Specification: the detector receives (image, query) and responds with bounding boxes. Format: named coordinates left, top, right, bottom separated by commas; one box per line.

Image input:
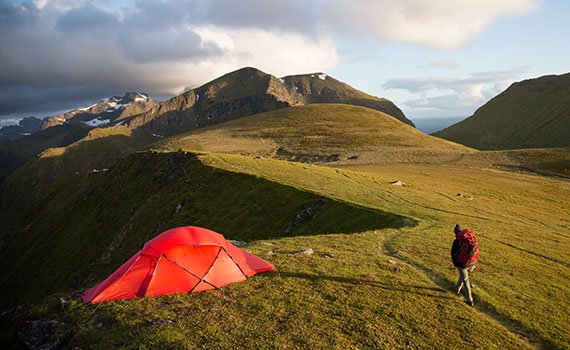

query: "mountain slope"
left=41, top=92, right=155, bottom=130
left=0, top=93, right=154, bottom=186
left=157, top=104, right=469, bottom=164
left=281, top=73, right=410, bottom=125
left=0, top=151, right=408, bottom=303
left=434, top=73, right=570, bottom=149
left=125, top=67, right=413, bottom=136
left=0, top=117, right=43, bottom=142
left=0, top=151, right=568, bottom=349
left=0, top=123, right=92, bottom=185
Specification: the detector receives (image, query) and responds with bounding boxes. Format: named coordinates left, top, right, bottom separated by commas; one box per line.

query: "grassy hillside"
left=434, top=73, right=570, bottom=149
left=157, top=104, right=471, bottom=165
left=0, top=151, right=408, bottom=304
left=1, top=151, right=568, bottom=349
left=0, top=127, right=158, bottom=253
left=0, top=123, right=91, bottom=185
left=460, top=147, right=570, bottom=178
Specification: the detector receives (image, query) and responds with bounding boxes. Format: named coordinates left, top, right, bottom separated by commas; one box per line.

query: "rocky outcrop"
left=41, top=92, right=155, bottom=130
left=126, top=67, right=413, bottom=136
left=282, top=73, right=413, bottom=126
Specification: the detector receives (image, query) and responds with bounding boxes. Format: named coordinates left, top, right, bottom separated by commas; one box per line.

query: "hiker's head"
left=454, top=224, right=462, bottom=234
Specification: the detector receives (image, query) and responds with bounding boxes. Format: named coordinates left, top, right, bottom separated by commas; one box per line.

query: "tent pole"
left=223, top=247, right=249, bottom=280
left=188, top=247, right=223, bottom=293
left=163, top=253, right=219, bottom=292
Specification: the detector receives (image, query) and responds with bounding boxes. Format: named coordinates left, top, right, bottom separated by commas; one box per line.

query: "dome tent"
left=82, top=226, right=275, bottom=304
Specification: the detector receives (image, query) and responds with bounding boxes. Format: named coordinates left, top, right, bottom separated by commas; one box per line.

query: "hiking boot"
left=464, top=300, right=474, bottom=307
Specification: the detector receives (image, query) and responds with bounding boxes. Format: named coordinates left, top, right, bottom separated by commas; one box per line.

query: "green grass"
left=0, top=151, right=408, bottom=304
left=0, top=104, right=568, bottom=349
left=1, top=150, right=568, bottom=349
left=157, top=104, right=472, bottom=165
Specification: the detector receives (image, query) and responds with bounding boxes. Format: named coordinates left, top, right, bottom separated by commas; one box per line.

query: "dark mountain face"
left=41, top=92, right=155, bottom=130
left=125, top=68, right=300, bottom=135
left=0, top=67, right=412, bottom=211
left=434, top=73, right=570, bottom=150
left=281, top=73, right=413, bottom=126
left=125, top=67, right=413, bottom=136
left=0, top=117, right=43, bottom=142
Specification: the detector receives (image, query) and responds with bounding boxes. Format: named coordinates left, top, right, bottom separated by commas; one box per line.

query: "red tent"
left=82, top=226, right=275, bottom=304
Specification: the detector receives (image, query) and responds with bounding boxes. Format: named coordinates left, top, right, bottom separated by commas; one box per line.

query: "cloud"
left=0, top=0, right=338, bottom=120
left=0, top=0, right=541, bottom=123
left=383, top=68, right=528, bottom=115
left=325, top=0, right=541, bottom=49
left=427, top=60, right=459, bottom=69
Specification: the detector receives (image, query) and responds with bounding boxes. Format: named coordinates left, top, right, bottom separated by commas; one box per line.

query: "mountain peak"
left=40, top=92, right=154, bottom=130
left=125, top=67, right=413, bottom=133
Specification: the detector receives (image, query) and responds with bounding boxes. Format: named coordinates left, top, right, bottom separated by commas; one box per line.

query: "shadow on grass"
left=0, top=151, right=416, bottom=305
left=275, top=271, right=453, bottom=300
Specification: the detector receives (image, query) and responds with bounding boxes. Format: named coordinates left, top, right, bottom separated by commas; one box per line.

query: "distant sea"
left=413, top=117, right=465, bottom=134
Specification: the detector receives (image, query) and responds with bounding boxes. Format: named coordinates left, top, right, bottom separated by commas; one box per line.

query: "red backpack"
left=456, top=229, right=480, bottom=266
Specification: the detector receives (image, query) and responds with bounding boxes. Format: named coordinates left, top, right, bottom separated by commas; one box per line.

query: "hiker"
left=451, top=224, right=480, bottom=306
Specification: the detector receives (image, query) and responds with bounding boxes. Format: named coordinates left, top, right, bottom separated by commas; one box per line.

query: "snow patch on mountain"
left=83, top=118, right=110, bottom=127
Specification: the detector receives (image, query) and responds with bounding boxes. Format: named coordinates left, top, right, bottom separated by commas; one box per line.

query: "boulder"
left=390, top=180, right=405, bottom=186
left=295, top=247, right=314, bottom=255
left=18, top=320, right=72, bottom=350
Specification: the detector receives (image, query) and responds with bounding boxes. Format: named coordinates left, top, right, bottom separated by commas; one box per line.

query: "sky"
left=1, top=0, right=568, bottom=126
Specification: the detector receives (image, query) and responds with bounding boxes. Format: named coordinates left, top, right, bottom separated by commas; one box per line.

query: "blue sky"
left=333, top=0, right=569, bottom=119
left=1, top=0, right=568, bottom=125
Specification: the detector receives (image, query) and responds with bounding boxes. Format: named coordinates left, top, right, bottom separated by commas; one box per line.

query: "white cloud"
left=194, top=27, right=339, bottom=80
left=383, top=68, right=528, bottom=116
left=325, top=0, right=541, bottom=49
left=427, top=60, right=459, bottom=69
left=0, top=0, right=542, bottom=120
left=0, top=0, right=338, bottom=116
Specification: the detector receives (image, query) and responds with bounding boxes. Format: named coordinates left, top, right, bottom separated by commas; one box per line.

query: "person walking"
left=451, top=224, right=480, bottom=306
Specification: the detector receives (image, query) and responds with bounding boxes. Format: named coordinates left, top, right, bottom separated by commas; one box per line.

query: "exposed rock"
left=457, top=193, right=474, bottom=200
left=59, top=297, right=71, bottom=311
left=293, top=214, right=305, bottom=226
left=18, top=320, right=72, bottom=350
left=319, top=253, right=336, bottom=258
left=388, top=259, right=398, bottom=265
left=275, top=147, right=341, bottom=163
left=284, top=198, right=326, bottom=234
left=174, top=203, right=182, bottom=213
left=394, top=266, right=403, bottom=272
left=0, top=304, right=30, bottom=320
left=295, top=247, right=314, bottom=255
left=390, top=180, right=405, bottom=186
left=265, top=251, right=275, bottom=256
left=230, top=241, right=248, bottom=247
left=145, top=319, right=173, bottom=327
left=41, top=92, right=154, bottom=130
left=347, top=155, right=359, bottom=160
